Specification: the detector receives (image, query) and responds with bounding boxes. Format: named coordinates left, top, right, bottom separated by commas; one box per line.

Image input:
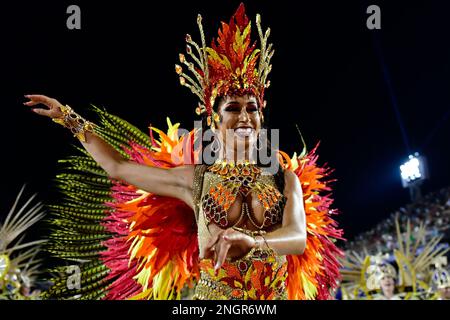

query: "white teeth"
left=234, top=128, right=253, bottom=137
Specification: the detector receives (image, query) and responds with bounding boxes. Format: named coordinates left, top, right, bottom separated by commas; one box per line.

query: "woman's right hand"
left=24, top=94, right=64, bottom=119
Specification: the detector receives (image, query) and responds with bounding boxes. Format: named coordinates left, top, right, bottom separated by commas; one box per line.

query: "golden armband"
left=52, top=105, right=95, bottom=142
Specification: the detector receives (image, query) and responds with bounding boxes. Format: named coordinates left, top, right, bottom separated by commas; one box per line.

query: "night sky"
left=1, top=0, right=450, bottom=241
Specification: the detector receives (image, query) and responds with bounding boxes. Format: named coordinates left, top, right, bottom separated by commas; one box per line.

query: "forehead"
left=221, top=94, right=257, bottom=104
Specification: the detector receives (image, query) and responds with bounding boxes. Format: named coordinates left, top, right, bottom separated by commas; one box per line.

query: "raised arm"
left=24, top=94, right=195, bottom=208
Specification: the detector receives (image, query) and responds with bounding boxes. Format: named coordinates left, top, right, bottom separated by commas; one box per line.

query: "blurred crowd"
left=338, top=186, right=450, bottom=300
left=345, top=186, right=450, bottom=256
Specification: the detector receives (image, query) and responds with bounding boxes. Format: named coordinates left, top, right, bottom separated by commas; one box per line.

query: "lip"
left=234, top=127, right=255, bottom=138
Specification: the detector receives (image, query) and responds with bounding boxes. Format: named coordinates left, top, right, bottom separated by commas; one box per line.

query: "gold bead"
left=185, top=34, right=192, bottom=42
left=179, top=77, right=186, bottom=85
left=179, top=53, right=185, bottom=63
left=195, top=107, right=201, bottom=115
left=207, top=116, right=211, bottom=126
left=175, top=64, right=183, bottom=74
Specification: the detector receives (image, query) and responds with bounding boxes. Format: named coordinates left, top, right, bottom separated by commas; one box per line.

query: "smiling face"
left=380, top=276, right=395, bottom=297
left=214, top=94, right=262, bottom=160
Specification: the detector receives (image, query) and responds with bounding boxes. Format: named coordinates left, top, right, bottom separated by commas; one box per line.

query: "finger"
left=201, top=232, right=221, bottom=259
left=215, top=241, right=231, bottom=271
left=25, top=94, right=51, bottom=101
left=31, top=108, right=52, bottom=117
left=205, top=232, right=221, bottom=252
left=222, top=232, right=244, bottom=243
left=25, top=94, right=56, bottom=107
left=23, top=101, right=42, bottom=107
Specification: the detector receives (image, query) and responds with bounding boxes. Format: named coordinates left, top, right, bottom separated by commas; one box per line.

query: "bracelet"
left=231, top=226, right=274, bottom=256
left=256, top=233, right=271, bottom=251
left=52, top=105, right=95, bottom=142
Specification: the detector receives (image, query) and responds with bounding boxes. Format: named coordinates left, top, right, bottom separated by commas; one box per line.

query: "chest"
left=200, top=170, right=285, bottom=230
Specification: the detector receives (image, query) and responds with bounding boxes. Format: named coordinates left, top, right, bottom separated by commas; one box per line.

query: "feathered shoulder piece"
left=279, top=146, right=344, bottom=299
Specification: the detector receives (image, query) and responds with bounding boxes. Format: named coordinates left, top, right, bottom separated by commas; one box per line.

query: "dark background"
left=1, top=0, right=449, bottom=241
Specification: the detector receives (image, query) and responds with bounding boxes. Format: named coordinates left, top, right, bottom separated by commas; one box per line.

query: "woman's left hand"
left=202, top=228, right=255, bottom=272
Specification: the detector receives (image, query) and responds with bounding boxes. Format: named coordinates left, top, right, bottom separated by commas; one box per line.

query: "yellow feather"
left=301, top=273, right=317, bottom=299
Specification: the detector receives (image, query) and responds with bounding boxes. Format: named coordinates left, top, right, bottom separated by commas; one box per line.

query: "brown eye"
left=247, top=104, right=258, bottom=112
left=224, top=105, right=240, bottom=112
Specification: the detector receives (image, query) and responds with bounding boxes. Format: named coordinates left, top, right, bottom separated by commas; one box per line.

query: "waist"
left=194, top=255, right=288, bottom=300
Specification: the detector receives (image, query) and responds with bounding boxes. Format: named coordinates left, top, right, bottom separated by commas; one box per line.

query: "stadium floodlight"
left=400, top=153, right=428, bottom=202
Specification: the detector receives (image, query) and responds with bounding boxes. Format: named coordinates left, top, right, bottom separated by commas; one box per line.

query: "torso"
left=200, top=162, right=285, bottom=232
left=192, top=162, right=288, bottom=300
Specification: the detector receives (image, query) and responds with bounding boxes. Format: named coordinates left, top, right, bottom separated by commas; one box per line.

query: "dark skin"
left=24, top=94, right=307, bottom=271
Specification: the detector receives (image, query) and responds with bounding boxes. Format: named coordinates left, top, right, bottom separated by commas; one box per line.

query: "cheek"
left=251, top=114, right=262, bottom=129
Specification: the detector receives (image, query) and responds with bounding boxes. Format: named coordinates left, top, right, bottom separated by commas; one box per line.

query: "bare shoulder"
left=284, top=169, right=299, bottom=184
left=283, top=169, right=302, bottom=194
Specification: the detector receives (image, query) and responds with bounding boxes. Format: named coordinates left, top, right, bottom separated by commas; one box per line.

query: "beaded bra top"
left=200, top=161, right=285, bottom=229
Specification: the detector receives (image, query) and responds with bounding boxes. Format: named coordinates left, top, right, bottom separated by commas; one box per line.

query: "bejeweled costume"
left=193, top=162, right=288, bottom=299
left=43, top=4, right=344, bottom=300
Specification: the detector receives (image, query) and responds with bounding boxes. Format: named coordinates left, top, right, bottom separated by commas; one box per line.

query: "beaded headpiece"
left=175, top=3, right=274, bottom=128
left=431, top=256, right=450, bottom=290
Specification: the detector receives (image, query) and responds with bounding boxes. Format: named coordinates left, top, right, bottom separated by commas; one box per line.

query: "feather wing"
left=279, top=144, right=344, bottom=300
left=44, top=108, right=199, bottom=300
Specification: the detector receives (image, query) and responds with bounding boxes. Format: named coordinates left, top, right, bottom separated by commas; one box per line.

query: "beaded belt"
left=193, top=255, right=288, bottom=300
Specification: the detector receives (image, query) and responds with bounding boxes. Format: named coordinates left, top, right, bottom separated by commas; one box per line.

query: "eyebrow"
left=225, top=100, right=257, bottom=104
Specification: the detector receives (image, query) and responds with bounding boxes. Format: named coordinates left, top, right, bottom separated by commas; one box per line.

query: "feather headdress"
left=175, top=3, right=273, bottom=127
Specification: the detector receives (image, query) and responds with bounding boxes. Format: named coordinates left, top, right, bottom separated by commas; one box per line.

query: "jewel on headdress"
left=256, top=14, right=261, bottom=24
left=176, top=4, right=274, bottom=123
left=213, top=112, right=220, bottom=123
left=207, top=116, right=212, bottom=126
left=179, top=77, right=186, bottom=86
left=195, top=106, right=202, bottom=115
left=175, top=64, right=183, bottom=75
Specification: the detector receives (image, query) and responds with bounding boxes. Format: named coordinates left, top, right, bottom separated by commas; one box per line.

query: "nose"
left=238, top=108, right=250, bottom=122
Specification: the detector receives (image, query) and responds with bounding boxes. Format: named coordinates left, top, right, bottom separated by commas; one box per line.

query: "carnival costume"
left=0, top=186, right=45, bottom=300
left=339, top=217, right=449, bottom=300
left=427, top=257, right=450, bottom=299
left=43, top=4, right=343, bottom=300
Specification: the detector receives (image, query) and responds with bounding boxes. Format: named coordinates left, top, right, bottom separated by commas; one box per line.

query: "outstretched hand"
left=23, top=94, right=64, bottom=119
left=201, top=227, right=255, bottom=272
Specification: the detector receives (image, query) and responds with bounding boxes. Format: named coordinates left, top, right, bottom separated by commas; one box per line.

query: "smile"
left=234, top=127, right=254, bottom=138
